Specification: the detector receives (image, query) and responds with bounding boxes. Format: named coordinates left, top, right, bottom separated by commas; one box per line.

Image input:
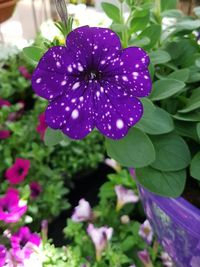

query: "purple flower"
left=87, top=223, right=113, bottom=261
left=0, top=245, right=7, bottom=267
left=0, top=130, right=11, bottom=140
left=139, top=220, right=153, bottom=244
left=137, top=250, right=153, bottom=267
left=115, top=185, right=139, bottom=211
left=72, top=199, right=93, bottom=222
left=5, top=158, right=31, bottom=185
left=161, top=252, right=174, bottom=267
left=32, top=26, right=151, bottom=140
left=30, top=182, right=42, bottom=199
left=10, top=227, right=41, bottom=262
left=0, top=188, right=27, bottom=223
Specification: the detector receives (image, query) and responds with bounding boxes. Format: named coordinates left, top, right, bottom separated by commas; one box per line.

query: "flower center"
left=17, top=167, right=24, bottom=176
left=2, top=205, right=9, bottom=213
left=85, top=70, right=102, bottom=81
left=20, top=238, right=27, bottom=249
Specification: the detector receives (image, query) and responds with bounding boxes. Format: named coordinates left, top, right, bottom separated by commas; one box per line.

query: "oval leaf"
left=139, top=24, right=161, bottom=50
left=150, top=79, right=185, bottom=101
left=136, top=167, right=186, bottom=197
left=105, top=127, right=155, bottom=168
left=23, top=46, right=44, bottom=62
left=178, top=88, right=200, bottom=113
left=150, top=50, right=171, bottom=65
left=44, top=127, right=63, bottom=146
left=137, top=99, right=174, bottom=135
left=101, top=2, right=121, bottom=23
left=150, top=133, right=191, bottom=171
left=190, top=152, right=200, bottom=181
left=167, top=69, right=190, bottom=82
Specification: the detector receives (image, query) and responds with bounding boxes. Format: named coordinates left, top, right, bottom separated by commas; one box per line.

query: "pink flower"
left=5, top=158, right=30, bottom=184
left=87, top=224, right=113, bottom=261
left=139, top=220, right=153, bottom=244
left=137, top=250, right=153, bottom=267
left=36, top=113, right=47, bottom=140
left=161, top=252, right=174, bottom=267
left=0, top=188, right=27, bottom=223
left=10, top=227, right=41, bottom=263
left=0, top=99, right=11, bottom=108
left=115, top=185, right=139, bottom=211
left=19, top=66, right=32, bottom=80
left=30, top=182, right=42, bottom=199
left=0, top=130, right=11, bottom=140
left=72, top=199, right=93, bottom=222
left=0, top=245, right=7, bottom=266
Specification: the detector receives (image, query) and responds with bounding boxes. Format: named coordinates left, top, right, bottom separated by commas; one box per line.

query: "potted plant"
left=24, top=0, right=200, bottom=266
left=0, top=0, right=17, bottom=23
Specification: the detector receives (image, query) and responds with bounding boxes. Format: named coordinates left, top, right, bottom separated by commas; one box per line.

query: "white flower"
left=161, top=252, right=174, bottom=267
left=139, top=220, right=153, bottom=244
left=72, top=199, right=93, bottom=222
left=104, top=158, right=121, bottom=172
left=115, top=185, right=139, bottom=211
left=87, top=223, right=113, bottom=261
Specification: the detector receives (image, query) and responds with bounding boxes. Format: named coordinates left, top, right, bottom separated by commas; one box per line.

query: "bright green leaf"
left=105, top=127, right=155, bottom=168
left=150, top=50, right=171, bottom=65
left=168, top=69, right=190, bottom=82
left=161, top=0, right=177, bottom=11
left=101, top=2, right=121, bottom=23
left=150, top=133, right=191, bottom=171
left=136, top=167, right=186, bottom=197
left=139, top=24, right=161, bottom=50
left=23, top=46, right=44, bottom=62
left=150, top=79, right=185, bottom=101
left=190, top=152, right=200, bottom=181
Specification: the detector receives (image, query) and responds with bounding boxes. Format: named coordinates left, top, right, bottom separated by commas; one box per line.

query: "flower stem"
left=119, top=2, right=128, bottom=48
left=154, top=0, right=162, bottom=24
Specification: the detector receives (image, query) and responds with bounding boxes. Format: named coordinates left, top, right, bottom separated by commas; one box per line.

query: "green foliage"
left=23, top=46, right=45, bottom=63
left=101, top=2, right=121, bottom=23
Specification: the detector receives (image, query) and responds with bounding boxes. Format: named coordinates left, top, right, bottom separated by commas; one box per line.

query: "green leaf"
left=167, top=69, right=190, bottom=82
left=190, top=152, right=200, bottom=180
left=178, top=88, right=200, bottom=113
left=130, top=9, right=150, bottom=33
left=44, top=127, right=64, bottom=146
left=101, top=2, right=121, bottom=23
left=175, top=121, right=199, bottom=142
left=150, top=133, right=191, bottom=171
left=150, top=50, right=171, bottom=65
left=139, top=24, right=161, bottom=50
left=150, top=79, right=185, bottom=101
left=136, top=167, right=186, bottom=197
left=23, top=46, right=44, bottom=62
left=175, top=20, right=200, bottom=32
left=137, top=99, right=174, bottom=135
left=129, top=37, right=150, bottom=47
left=161, top=9, right=183, bottom=18
left=197, top=123, right=200, bottom=139
left=105, top=127, right=155, bottom=168
left=161, top=0, right=177, bottom=11
left=173, top=111, right=200, bottom=122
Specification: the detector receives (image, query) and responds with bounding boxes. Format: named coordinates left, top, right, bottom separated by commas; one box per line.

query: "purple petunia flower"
left=139, top=219, right=153, bottom=245
left=0, top=188, right=27, bottom=223
left=0, top=245, right=7, bottom=267
left=19, top=66, right=32, bottom=80
left=30, top=182, right=42, bottom=199
left=10, top=226, right=41, bottom=263
left=87, top=223, right=113, bottom=261
left=32, top=26, right=151, bottom=140
left=161, top=252, right=174, bottom=267
left=72, top=198, right=93, bottom=222
left=115, top=185, right=139, bottom=211
left=5, top=158, right=30, bottom=185
left=137, top=250, right=153, bottom=267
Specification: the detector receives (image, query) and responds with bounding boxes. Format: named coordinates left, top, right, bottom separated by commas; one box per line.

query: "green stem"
left=155, top=0, right=162, bottom=24
left=119, top=2, right=128, bottom=48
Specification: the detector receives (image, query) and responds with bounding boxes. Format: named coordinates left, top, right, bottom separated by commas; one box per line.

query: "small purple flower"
left=30, top=182, right=42, bottom=199
left=115, top=185, right=139, bottom=211
left=32, top=26, right=151, bottom=140
left=137, top=250, right=153, bottom=267
left=161, top=252, right=174, bottom=267
left=72, top=199, right=93, bottom=222
left=87, top=223, right=113, bottom=261
left=104, top=158, right=121, bottom=172
left=19, top=66, right=32, bottom=80
left=0, top=188, right=27, bottom=223
left=0, top=245, right=7, bottom=267
left=36, top=113, right=47, bottom=140
left=139, top=220, right=153, bottom=244
left=10, top=227, right=41, bottom=262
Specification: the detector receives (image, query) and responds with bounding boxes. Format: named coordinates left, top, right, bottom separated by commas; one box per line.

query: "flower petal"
left=45, top=83, right=95, bottom=139
left=94, top=82, right=143, bottom=139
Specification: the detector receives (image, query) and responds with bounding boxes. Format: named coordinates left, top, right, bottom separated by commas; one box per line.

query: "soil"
left=182, top=178, right=200, bottom=209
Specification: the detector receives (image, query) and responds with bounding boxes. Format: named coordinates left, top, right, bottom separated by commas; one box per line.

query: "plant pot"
left=138, top=185, right=200, bottom=267
left=0, top=0, right=17, bottom=23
